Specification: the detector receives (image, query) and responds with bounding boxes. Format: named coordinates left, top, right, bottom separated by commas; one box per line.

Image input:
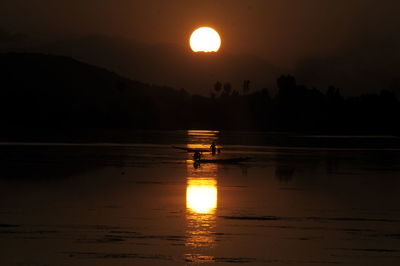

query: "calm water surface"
left=0, top=131, right=400, bottom=265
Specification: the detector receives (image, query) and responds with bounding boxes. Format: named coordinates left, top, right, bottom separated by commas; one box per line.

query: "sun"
left=190, top=27, right=221, bottom=53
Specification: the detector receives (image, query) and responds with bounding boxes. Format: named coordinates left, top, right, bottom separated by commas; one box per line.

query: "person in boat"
left=193, top=151, right=202, bottom=161
left=210, top=142, right=217, bottom=155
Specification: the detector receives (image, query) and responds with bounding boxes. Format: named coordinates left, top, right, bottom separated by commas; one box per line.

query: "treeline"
left=1, top=53, right=399, bottom=134
left=187, top=75, right=400, bottom=133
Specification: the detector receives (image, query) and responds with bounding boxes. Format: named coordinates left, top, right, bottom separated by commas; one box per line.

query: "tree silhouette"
left=223, top=82, right=232, bottom=96
left=2, top=53, right=400, bottom=134
left=214, top=81, right=222, bottom=93
left=242, top=80, right=250, bottom=94
left=277, top=75, right=297, bottom=98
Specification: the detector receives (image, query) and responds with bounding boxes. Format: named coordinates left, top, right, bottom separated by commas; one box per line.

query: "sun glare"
left=187, top=179, right=217, bottom=214
left=190, top=27, right=221, bottom=53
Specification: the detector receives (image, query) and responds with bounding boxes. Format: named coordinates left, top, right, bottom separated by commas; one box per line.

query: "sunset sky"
left=1, top=0, right=400, bottom=94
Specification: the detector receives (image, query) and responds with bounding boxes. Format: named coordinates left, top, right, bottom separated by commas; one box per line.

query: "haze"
left=1, top=0, right=400, bottom=94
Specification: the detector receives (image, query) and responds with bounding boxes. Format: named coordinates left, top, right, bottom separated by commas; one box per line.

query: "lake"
left=0, top=130, right=400, bottom=265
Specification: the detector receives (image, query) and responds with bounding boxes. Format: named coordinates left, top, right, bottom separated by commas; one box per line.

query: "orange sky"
left=1, top=0, right=400, bottom=94
left=1, top=0, right=399, bottom=67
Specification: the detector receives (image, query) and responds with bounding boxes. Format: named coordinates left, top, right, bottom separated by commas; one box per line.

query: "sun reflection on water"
left=185, top=130, right=220, bottom=254
left=187, top=178, right=217, bottom=214
left=185, top=164, right=218, bottom=249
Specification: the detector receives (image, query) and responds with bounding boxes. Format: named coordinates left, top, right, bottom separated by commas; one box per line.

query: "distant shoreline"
left=1, top=129, right=400, bottom=149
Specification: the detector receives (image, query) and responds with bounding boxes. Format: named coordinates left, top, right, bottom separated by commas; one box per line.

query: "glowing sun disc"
left=190, top=27, right=221, bottom=53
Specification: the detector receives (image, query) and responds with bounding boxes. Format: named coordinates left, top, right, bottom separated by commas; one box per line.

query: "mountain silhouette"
left=0, top=52, right=189, bottom=130
left=3, top=33, right=400, bottom=96
left=1, top=52, right=399, bottom=137
left=13, top=35, right=282, bottom=94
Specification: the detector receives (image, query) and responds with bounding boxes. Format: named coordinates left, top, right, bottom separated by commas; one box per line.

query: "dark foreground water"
left=0, top=131, right=400, bottom=265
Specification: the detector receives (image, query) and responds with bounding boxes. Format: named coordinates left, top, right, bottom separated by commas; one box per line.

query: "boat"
left=194, top=157, right=250, bottom=164
left=172, top=146, right=210, bottom=153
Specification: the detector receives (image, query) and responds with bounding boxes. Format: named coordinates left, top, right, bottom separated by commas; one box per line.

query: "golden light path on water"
left=187, top=178, right=217, bottom=214
left=185, top=162, right=218, bottom=249
left=185, top=130, right=220, bottom=263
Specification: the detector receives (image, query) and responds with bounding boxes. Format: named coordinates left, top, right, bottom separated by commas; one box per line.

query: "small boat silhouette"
left=194, top=157, right=250, bottom=164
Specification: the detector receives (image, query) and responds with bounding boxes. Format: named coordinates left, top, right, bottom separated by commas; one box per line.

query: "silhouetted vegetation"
left=1, top=53, right=399, bottom=137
